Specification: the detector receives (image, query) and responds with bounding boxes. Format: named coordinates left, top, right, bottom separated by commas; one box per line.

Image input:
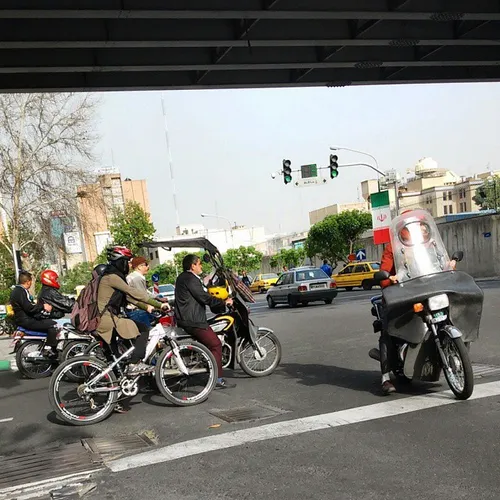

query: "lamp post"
left=201, top=213, right=235, bottom=248
left=329, top=146, right=400, bottom=213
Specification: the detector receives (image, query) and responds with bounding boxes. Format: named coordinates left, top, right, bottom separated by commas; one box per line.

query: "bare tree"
left=0, top=93, right=100, bottom=266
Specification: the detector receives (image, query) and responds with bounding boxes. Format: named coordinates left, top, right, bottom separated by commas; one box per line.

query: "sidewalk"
left=0, top=336, right=16, bottom=372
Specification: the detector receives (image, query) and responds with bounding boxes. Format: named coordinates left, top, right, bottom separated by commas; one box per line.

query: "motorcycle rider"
left=378, top=210, right=456, bottom=394
left=125, top=256, right=170, bottom=328
left=36, top=270, right=75, bottom=320
left=9, top=271, right=57, bottom=358
left=174, top=253, right=236, bottom=390
left=96, top=246, right=168, bottom=375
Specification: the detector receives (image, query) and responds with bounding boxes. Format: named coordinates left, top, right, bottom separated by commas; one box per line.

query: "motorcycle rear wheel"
left=442, top=336, right=474, bottom=400
left=16, top=340, right=55, bottom=379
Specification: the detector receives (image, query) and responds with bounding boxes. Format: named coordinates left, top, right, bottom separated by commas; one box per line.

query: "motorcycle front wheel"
left=238, top=330, right=282, bottom=377
left=441, top=335, right=474, bottom=400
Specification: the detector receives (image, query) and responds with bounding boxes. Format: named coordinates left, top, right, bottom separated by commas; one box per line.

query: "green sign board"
left=300, top=164, right=318, bottom=179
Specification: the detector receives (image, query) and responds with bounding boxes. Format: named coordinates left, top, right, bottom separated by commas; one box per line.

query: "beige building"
left=77, top=169, right=151, bottom=262
left=309, top=201, right=368, bottom=226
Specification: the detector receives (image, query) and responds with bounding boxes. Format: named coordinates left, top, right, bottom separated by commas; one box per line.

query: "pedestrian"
left=241, top=270, right=251, bottom=288
left=321, top=259, right=333, bottom=277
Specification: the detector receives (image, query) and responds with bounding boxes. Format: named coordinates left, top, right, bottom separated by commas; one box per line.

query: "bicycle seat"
left=17, top=327, right=47, bottom=336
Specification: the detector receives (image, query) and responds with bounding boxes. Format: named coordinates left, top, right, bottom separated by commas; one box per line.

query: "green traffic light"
left=330, top=168, right=338, bottom=179
left=284, top=174, right=292, bottom=184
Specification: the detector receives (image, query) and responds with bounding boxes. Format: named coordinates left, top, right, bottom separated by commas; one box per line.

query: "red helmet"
left=106, top=246, right=133, bottom=262
left=40, top=269, right=60, bottom=289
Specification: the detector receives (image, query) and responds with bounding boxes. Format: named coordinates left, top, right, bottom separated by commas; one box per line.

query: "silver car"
left=148, top=283, right=176, bottom=305
left=266, top=266, right=338, bottom=308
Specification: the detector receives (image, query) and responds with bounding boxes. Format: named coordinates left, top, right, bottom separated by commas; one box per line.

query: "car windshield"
left=295, top=269, right=329, bottom=281
left=262, top=274, right=278, bottom=280
left=370, top=263, right=380, bottom=270
left=158, top=284, right=175, bottom=293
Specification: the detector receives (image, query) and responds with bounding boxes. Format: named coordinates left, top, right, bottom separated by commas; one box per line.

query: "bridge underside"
left=1, top=1, right=500, bottom=92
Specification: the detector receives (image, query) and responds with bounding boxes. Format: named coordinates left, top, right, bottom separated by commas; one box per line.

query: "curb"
left=0, top=360, right=11, bottom=371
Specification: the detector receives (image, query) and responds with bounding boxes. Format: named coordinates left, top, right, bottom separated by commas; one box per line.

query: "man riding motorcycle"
left=96, top=246, right=168, bottom=375
left=377, top=209, right=456, bottom=394
left=36, top=270, right=75, bottom=320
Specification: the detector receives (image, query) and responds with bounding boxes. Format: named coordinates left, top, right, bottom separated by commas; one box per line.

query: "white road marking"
left=0, top=417, right=13, bottom=423
left=109, top=380, right=500, bottom=472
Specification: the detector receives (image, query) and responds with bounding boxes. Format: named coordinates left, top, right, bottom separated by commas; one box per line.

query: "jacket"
left=36, top=285, right=75, bottom=320
left=96, top=272, right=161, bottom=344
left=126, top=271, right=152, bottom=310
left=10, top=285, right=44, bottom=326
left=174, top=271, right=225, bottom=329
left=380, top=242, right=396, bottom=289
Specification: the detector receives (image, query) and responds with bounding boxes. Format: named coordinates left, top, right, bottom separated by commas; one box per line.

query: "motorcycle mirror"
left=202, top=253, right=211, bottom=263
left=451, top=251, right=464, bottom=262
left=373, top=270, right=390, bottom=283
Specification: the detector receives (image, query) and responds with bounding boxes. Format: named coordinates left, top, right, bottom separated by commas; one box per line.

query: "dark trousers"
left=129, top=321, right=150, bottom=363
left=378, top=304, right=393, bottom=375
left=126, top=309, right=155, bottom=328
left=18, top=318, right=59, bottom=348
left=184, top=326, right=223, bottom=377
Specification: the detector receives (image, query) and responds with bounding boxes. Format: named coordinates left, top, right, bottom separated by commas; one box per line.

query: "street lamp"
left=200, top=213, right=235, bottom=248
left=329, top=145, right=400, bottom=213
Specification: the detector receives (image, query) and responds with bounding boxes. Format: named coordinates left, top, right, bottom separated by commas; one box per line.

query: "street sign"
left=355, top=248, right=366, bottom=261
left=151, top=273, right=160, bottom=283
left=301, top=164, right=318, bottom=179
left=484, top=232, right=492, bottom=238
left=348, top=253, right=356, bottom=262
left=294, top=177, right=327, bottom=188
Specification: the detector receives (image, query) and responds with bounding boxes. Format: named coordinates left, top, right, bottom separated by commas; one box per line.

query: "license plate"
left=310, top=283, right=327, bottom=290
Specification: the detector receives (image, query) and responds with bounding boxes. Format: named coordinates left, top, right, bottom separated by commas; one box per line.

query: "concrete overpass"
left=1, top=1, right=500, bottom=92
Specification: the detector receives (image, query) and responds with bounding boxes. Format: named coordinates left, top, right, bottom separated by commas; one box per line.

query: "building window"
left=448, top=191, right=452, bottom=200
left=150, top=252, right=154, bottom=260
left=155, top=250, right=159, bottom=259
left=463, top=202, right=466, bottom=211
left=442, top=192, right=447, bottom=201
left=444, top=206, right=448, bottom=215
left=449, top=205, right=453, bottom=214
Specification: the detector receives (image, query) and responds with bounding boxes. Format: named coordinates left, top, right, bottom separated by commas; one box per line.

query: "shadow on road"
left=275, top=362, right=442, bottom=397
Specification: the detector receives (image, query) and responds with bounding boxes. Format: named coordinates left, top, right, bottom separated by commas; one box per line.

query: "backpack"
left=70, top=268, right=104, bottom=333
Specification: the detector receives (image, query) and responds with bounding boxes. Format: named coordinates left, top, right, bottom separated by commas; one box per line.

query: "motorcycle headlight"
left=428, top=294, right=449, bottom=311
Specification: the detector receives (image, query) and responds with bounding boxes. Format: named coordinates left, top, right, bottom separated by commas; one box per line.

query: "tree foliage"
left=0, top=93, right=99, bottom=261
left=174, top=251, right=212, bottom=275
left=109, top=201, right=156, bottom=255
left=305, top=210, right=372, bottom=268
left=472, top=176, right=500, bottom=211
left=223, top=246, right=263, bottom=272
left=270, top=247, right=305, bottom=270
left=146, top=262, right=178, bottom=286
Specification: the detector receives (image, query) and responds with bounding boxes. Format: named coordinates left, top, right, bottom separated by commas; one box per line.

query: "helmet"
left=208, top=285, right=229, bottom=300
left=398, top=221, right=431, bottom=246
left=40, top=269, right=60, bottom=289
left=93, top=264, right=108, bottom=276
left=106, top=246, right=133, bottom=262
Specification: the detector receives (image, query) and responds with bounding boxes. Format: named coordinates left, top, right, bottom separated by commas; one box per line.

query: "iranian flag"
left=371, top=191, right=392, bottom=245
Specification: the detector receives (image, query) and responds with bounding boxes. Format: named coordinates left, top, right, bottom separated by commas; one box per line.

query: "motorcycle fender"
left=441, top=325, right=462, bottom=339
left=404, top=339, right=441, bottom=382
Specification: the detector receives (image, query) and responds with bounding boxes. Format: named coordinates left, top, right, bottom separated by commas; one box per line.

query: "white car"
left=148, top=283, right=175, bottom=305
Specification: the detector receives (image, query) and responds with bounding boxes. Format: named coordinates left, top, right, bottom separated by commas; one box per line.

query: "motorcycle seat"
left=17, top=327, right=48, bottom=337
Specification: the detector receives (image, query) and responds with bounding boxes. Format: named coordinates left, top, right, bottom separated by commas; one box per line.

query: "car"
left=147, top=283, right=175, bottom=304
left=249, top=273, right=279, bottom=293
left=333, top=261, right=381, bottom=291
left=266, top=267, right=338, bottom=308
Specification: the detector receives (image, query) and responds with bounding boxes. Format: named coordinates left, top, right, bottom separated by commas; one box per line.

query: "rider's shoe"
left=127, top=362, right=154, bottom=375
left=381, top=380, right=396, bottom=395
left=42, top=348, right=58, bottom=360
left=114, top=403, right=129, bottom=414
left=215, top=378, right=236, bottom=390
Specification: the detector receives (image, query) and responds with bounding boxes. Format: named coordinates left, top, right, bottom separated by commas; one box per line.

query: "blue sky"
left=96, top=82, right=500, bottom=237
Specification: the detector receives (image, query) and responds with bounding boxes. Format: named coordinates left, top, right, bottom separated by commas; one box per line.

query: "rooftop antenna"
left=161, top=94, right=180, bottom=229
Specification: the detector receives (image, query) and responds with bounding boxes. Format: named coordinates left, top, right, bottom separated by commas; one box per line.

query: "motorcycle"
left=368, top=209, right=483, bottom=400
left=140, top=237, right=282, bottom=378
left=12, top=319, right=92, bottom=380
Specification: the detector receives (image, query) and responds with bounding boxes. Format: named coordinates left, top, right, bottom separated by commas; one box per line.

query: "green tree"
left=146, top=262, right=178, bottom=286
left=60, top=261, right=94, bottom=294
left=174, top=251, right=212, bottom=275
left=472, top=176, right=500, bottom=211
left=305, top=210, right=372, bottom=268
left=223, top=246, right=263, bottom=272
left=270, top=247, right=305, bottom=270
left=109, top=201, right=156, bottom=255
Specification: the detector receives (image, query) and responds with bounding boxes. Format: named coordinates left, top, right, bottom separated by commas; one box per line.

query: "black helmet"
left=93, top=264, right=108, bottom=276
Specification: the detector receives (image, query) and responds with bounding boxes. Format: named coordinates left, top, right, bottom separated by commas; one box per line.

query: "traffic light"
left=329, top=154, right=339, bottom=179
left=282, top=159, right=292, bottom=184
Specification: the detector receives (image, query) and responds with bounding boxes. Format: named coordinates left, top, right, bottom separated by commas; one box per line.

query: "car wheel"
left=362, top=280, right=372, bottom=291
left=324, top=299, right=333, bottom=304
left=288, top=295, right=298, bottom=308
left=267, top=296, right=276, bottom=309
left=345, top=287, right=353, bottom=291
left=302, top=302, right=309, bottom=306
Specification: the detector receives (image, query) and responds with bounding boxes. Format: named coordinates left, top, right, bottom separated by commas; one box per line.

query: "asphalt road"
left=2, top=282, right=500, bottom=499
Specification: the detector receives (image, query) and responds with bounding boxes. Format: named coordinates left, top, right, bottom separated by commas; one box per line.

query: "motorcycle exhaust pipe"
left=368, top=348, right=381, bottom=362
